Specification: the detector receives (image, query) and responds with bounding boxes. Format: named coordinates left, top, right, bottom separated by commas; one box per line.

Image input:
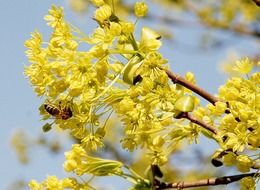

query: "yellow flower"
left=236, top=155, right=253, bottom=173
left=121, top=21, right=135, bottom=34
left=90, top=27, right=115, bottom=49
left=94, top=4, right=112, bottom=23
left=64, top=159, right=77, bottom=172
left=134, top=2, right=148, bottom=17
left=81, top=134, right=104, bottom=151
left=223, top=152, right=237, bottom=166
left=152, top=136, right=165, bottom=148
left=62, top=178, right=77, bottom=188
left=185, top=72, right=196, bottom=84
left=24, top=61, right=52, bottom=96
left=144, top=85, right=175, bottom=112
left=233, top=57, right=253, bottom=74
left=24, top=31, right=42, bottom=55
left=139, top=52, right=168, bottom=83
left=240, top=177, right=256, bottom=190
left=24, top=31, right=44, bottom=65
left=139, top=27, right=161, bottom=52
left=91, top=0, right=105, bottom=7
left=44, top=176, right=62, bottom=190
left=29, top=180, right=42, bottom=190
left=207, top=101, right=227, bottom=116
left=193, top=106, right=207, bottom=120
left=109, top=22, right=122, bottom=36
left=64, top=144, right=123, bottom=176
left=95, top=59, right=109, bottom=84
left=247, top=132, right=260, bottom=148
left=44, top=5, right=64, bottom=28
left=68, top=81, right=84, bottom=97
left=148, top=149, right=168, bottom=165
left=50, top=22, right=76, bottom=50
left=121, top=133, right=138, bottom=151
left=117, top=97, right=136, bottom=113
left=29, top=176, right=82, bottom=190
left=219, top=114, right=236, bottom=132
left=48, top=79, right=69, bottom=96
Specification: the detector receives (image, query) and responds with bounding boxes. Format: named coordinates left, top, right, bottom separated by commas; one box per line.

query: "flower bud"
left=134, top=2, right=148, bottom=17
left=236, top=155, right=253, bottom=173
left=139, top=27, right=161, bottom=52
left=94, top=4, right=112, bottom=23
left=175, top=95, right=195, bottom=112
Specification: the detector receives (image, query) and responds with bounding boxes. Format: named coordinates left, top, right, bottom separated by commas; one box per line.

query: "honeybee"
left=44, top=101, right=72, bottom=120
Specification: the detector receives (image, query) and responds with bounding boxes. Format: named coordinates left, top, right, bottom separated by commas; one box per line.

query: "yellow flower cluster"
left=29, top=176, right=87, bottom=190
left=64, top=144, right=123, bottom=176
left=208, top=58, right=259, bottom=173
left=25, top=3, right=200, bottom=166
left=25, top=2, right=259, bottom=189
left=218, top=59, right=259, bottom=152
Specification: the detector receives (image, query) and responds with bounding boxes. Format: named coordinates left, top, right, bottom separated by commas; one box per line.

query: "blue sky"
left=0, top=1, right=259, bottom=189
left=0, top=1, right=67, bottom=189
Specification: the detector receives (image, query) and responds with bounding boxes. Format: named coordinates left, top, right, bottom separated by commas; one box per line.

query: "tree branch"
left=157, top=172, right=259, bottom=189
left=165, top=70, right=219, bottom=105
left=176, top=112, right=217, bottom=134
left=253, top=0, right=260, bottom=6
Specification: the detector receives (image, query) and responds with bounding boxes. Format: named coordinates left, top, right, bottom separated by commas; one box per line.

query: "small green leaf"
left=42, top=123, right=52, bottom=132
left=123, top=57, right=142, bottom=85
left=175, top=95, right=195, bottom=112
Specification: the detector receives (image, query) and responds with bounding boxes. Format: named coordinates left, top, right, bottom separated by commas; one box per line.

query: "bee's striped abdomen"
left=44, top=103, right=72, bottom=120
left=44, top=104, right=61, bottom=117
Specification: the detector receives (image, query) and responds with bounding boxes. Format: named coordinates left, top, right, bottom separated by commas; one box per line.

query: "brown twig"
left=176, top=112, right=217, bottom=135
left=165, top=70, right=219, bottom=105
left=253, top=0, right=260, bottom=6
left=157, top=172, right=259, bottom=189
